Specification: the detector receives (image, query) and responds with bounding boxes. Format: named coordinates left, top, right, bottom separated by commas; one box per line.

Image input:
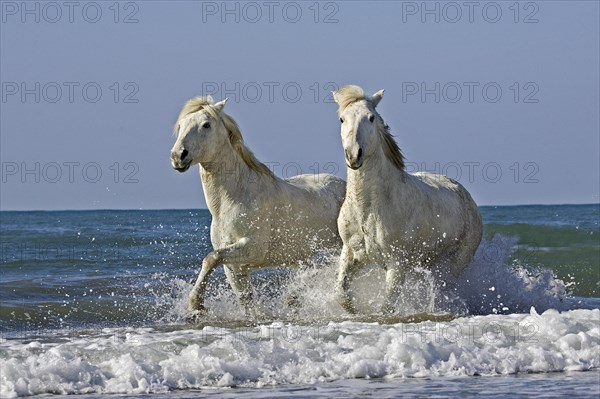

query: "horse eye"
left=202, top=122, right=211, bottom=129
left=369, top=115, right=375, bottom=123
left=339, top=117, right=344, bottom=124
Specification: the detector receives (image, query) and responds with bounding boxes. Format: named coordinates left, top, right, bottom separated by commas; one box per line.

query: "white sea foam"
left=1, top=307, right=598, bottom=397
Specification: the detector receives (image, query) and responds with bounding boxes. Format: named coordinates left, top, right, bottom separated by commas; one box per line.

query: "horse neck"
left=346, top=147, right=407, bottom=205
left=199, top=141, right=273, bottom=215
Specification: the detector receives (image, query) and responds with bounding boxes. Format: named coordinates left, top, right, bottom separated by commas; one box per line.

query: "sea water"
left=1, top=205, right=599, bottom=397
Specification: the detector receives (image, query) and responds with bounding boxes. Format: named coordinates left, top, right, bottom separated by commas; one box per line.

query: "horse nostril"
left=180, top=149, right=188, bottom=161
left=357, top=148, right=363, bottom=159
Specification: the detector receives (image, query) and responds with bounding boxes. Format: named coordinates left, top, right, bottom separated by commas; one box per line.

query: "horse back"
left=285, top=173, right=346, bottom=207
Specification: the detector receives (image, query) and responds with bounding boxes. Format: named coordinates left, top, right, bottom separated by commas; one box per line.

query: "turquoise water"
left=481, top=204, right=599, bottom=297
left=0, top=205, right=598, bottom=397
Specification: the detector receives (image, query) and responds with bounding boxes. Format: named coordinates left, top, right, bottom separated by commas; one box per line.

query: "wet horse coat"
left=332, top=85, right=482, bottom=314
left=170, top=96, right=345, bottom=317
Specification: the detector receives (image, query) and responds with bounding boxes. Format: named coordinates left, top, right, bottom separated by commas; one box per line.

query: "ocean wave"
left=1, top=307, right=598, bottom=397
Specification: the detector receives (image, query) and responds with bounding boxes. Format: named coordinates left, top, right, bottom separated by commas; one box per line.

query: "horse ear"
left=371, top=89, right=384, bottom=107
left=212, top=98, right=228, bottom=112
left=332, top=90, right=341, bottom=104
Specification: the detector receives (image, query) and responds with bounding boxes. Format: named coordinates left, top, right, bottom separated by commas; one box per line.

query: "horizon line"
left=1, top=203, right=599, bottom=213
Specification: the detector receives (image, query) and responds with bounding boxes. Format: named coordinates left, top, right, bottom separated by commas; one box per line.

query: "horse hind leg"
left=223, top=265, right=258, bottom=319
left=436, top=243, right=477, bottom=301
left=449, top=238, right=479, bottom=277
left=382, top=266, right=405, bottom=315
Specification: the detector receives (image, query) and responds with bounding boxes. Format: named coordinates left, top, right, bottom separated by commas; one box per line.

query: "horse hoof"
left=343, top=306, right=358, bottom=315
left=381, top=304, right=396, bottom=315
left=242, top=306, right=262, bottom=322
left=284, top=293, right=301, bottom=308
left=185, top=306, right=208, bottom=323
left=336, top=297, right=357, bottom=315
left=186, top=295, right=208, bottom=322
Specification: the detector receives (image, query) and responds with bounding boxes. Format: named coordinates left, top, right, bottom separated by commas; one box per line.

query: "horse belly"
left=363, top=215, right=446, bottom=266
left=265, top=214, right=339, bottom=266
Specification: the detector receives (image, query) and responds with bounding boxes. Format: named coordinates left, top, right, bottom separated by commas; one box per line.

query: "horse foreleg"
left=382, top=266, right=404, bottom=314
left=188, top=253, right=220, bottom=314
left=201, top=237, right=266, bottom=316
left=223, top=266, right=257, bottom=319
left=335, top=247, right=359, bottom=314
left=188, top=237, right=259, bottom=314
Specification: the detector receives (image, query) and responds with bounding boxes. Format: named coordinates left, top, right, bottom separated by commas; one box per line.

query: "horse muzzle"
left=345, top=148, right=363, bottom=170
left=346, top=161, right=362, bottom=170
left=171, top=148, right=192, bottom=172
left=173, top=163, right=191, bottom=173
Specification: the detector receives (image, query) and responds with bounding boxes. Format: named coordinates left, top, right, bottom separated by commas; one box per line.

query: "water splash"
left=456, top=234, right=570, bottom=315
left=164, top=234, right=572, bottom=324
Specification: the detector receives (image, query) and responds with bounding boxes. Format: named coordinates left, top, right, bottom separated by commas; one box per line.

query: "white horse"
left=332, top=85, right=482, bottom=314
left=170, top=96, right=345, bottom=317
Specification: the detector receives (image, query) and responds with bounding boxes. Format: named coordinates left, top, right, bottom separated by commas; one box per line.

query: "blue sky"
left=1, top=1, right=598, bottom=210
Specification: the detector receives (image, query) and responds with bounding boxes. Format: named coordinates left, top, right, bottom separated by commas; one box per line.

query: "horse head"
left=333, top=85, right=385, bottom=170
left=170, top=96, right=228, bottom=172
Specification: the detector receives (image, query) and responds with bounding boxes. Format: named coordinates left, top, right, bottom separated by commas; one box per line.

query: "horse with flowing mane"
left=332, top=85, right=482, bottom=314
left=170, top=96, right=345, bottom=318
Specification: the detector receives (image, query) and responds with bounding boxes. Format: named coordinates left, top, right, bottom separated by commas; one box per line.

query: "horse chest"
left=340, top=206, right=388, bottom=262
left=361, top=215, right=390, bottom=254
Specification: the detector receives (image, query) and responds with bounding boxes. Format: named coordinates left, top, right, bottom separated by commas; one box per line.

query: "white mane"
left=174, top=96, right=274, bottom=177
